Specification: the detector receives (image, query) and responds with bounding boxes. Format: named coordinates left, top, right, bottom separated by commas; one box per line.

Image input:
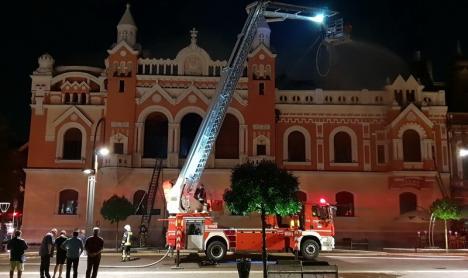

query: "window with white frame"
left=288, top=131, right=306, bottom=162
left=62, top=128, right=82, bottom=160
left=336, top=191, right=355, bottom=217
left=402, top=129, right=421, bottom=162
left=377, top=145, right=385, bottom=164
left=334, top=132, right=352, bottom=163
left=143, top=112, right=168, bottom=158
left=58, top=189, right=78, bottom=215
left=179, top=113, right=203, bottom=158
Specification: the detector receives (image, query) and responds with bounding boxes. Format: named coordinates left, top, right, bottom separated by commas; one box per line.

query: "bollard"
left=236, top=258, right=251, bottom=278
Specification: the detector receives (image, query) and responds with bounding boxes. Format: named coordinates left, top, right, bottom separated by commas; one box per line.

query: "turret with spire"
left=117, top=3, right=138, bottom=47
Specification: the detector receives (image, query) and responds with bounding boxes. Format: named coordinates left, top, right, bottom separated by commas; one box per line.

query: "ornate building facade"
left=23, top=5, right=450, bottom=246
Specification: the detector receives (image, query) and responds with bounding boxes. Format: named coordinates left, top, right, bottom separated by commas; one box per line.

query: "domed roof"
left=35, top=53, right=55, bottom=74
left=175, top=28, right=213, bottom=76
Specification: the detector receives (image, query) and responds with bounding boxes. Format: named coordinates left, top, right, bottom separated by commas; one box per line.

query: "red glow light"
left=319, top=198, right=327, bottom=204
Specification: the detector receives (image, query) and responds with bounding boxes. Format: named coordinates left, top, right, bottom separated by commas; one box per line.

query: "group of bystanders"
left=6, top=227, right=103, bottom=278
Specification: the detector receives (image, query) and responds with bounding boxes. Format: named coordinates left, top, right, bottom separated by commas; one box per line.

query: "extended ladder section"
left=166, top=1, right=338, bottom=214
left=138, top=158, right=164, bottom=229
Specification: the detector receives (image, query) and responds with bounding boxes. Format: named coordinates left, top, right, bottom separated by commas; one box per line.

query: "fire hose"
left=100, top=247, right=172, bottom=268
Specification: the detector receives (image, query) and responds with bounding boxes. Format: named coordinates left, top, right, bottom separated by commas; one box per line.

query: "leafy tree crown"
left=224, top=160, right=301, bottom=216
left=430, top=198, right=461, bottom=221
left=100, top=195, right=134, bottom=224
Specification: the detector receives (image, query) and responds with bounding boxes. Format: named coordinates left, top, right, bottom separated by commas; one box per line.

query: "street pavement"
left=1, top=249, right=468, bottom=277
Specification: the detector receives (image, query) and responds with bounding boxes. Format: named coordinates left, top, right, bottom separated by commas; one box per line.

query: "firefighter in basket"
left=121, top=224, right=132, bottom=262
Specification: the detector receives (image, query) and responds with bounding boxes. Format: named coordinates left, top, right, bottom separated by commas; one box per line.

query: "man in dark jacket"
left=52, top=230, right=68, bottom=278
left=39, top=228, right=57, bottom=278
left=61, top=231, right=83, bottom=278
left=84, top=227, right=104, bottom=278
left=7, top=230, right=28, bottom=278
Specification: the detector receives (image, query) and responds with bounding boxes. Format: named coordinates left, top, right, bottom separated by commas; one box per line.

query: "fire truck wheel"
left=206, top=240, right=226, bottom=261
left=301, top=239, right=320, bottom=260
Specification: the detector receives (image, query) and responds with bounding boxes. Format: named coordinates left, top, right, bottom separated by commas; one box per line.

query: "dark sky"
left=1, top=0, right=466, bottom=144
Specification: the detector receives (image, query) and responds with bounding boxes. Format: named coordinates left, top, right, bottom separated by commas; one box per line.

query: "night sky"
left=1, top=0, right=466, bottom=145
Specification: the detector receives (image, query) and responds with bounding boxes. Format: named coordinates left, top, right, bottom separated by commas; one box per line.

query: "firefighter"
left=194, top=184, right=206, bottom=204
left=121, top=225, right=132, bottom=262
left=139, top=224, right=147, bottom=247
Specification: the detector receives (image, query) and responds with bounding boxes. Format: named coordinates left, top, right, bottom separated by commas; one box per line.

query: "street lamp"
left=83, top=146, right=109, bottom=235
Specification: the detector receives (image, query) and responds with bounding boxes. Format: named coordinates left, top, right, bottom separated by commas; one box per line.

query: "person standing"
left=39, top=228, right=57, bottom=278
left=121, top=224, right=132, bottom=262
left=52, top=230, right=68, bottom=278
left=7, top=230, right=28, bottom=278
left=0, top=221, right=6, bottom=252
left=61, top=231, right=83, bottom=278
left=84, top=227, right=104, bottom=278
left=139, top=224, right=147, bottom=247
left=77, top=229, right=86, bottom=245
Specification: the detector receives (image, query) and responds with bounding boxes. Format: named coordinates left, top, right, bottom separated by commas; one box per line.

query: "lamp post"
left=84, top=117, right=107, bottom=236
left=84, top=147, right=109, bottom=235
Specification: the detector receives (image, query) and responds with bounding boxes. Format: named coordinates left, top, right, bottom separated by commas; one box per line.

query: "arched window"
left=143, top=112, right=168, bottom=158
left=252, top=64, right=258, bottom=79
left=133, top=190, right=147, bottom=215
left=179, top=113, right=202, bottom=158
left=64, top=93, right=70, bottom=104
left=399, top=192, right=417, bottom=214
left=265, top=65, right=272, bottom=80
left=215, top=114, right=239, bottom=159
left=336, top=191, right=354, bottom=217
left=72, top=93, right=78, bottom=104
left=403, top=130, right=421, bottom=162
left=58, top=189, right=78, bottom=215
left=288, top=131, right=306, bottom=162
left=334, top=132, right=352, bottom=163
left=80, top=93, right=87, bottom=105
left=62, top=128, right=82, bottom=160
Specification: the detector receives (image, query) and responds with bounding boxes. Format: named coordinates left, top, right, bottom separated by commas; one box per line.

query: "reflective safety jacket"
left=121, top=231, right=132, bottom=247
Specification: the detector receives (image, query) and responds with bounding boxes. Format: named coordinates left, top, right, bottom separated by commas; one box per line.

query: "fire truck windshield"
left=313, top=205, right=331, bottom=220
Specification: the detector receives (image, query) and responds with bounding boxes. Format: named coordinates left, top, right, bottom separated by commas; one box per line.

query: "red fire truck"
left=165, top=200, right=335, bottom=261
left=162, top=1, right=339, bottom=262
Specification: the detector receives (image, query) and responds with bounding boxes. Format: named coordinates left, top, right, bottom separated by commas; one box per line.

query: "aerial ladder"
left=165, top=1, right=340, bottom=215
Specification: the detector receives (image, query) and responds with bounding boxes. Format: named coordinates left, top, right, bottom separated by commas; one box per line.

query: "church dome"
left=175, top=28, right=212, bottom=76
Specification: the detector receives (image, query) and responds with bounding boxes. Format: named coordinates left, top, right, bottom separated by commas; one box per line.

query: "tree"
left=430, top=198, right=461, bottom=251
left=100, top=195, right=134, bottom=249
left=224, top=160, right=301, bottom=278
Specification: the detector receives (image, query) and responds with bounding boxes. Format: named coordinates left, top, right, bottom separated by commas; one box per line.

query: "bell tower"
left=105, top=3, right=139, bottom=158
left=245, top=17, right=277, bottom=159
